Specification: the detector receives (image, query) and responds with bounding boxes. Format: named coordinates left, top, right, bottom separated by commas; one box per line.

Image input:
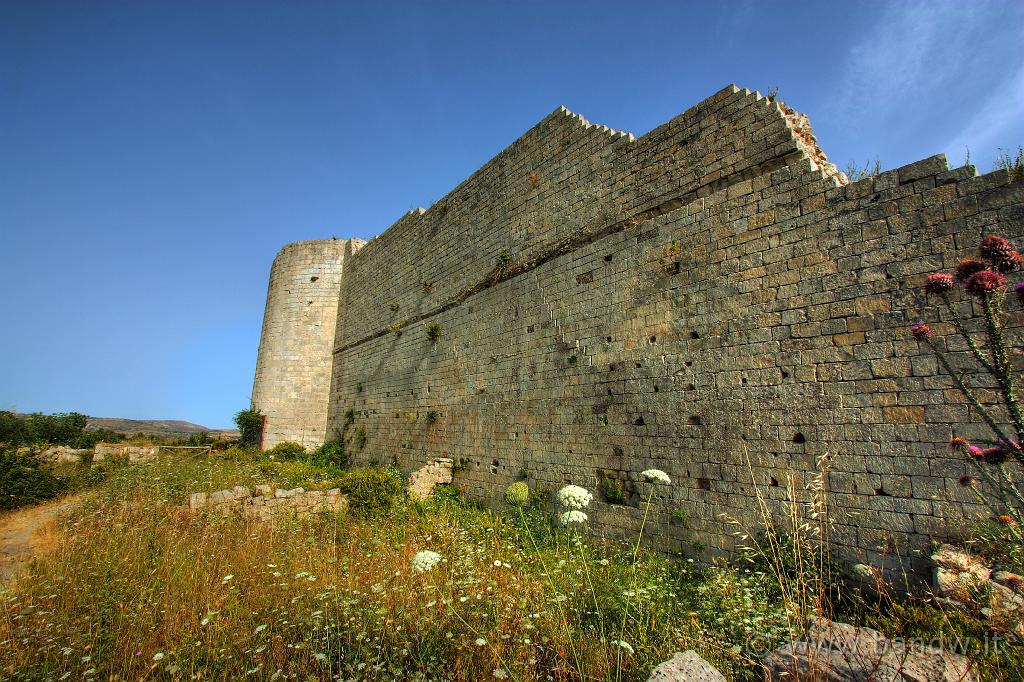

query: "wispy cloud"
left=944, top=63, right=1024, bottom=169
left=826, top=0, right=1024, bottom=167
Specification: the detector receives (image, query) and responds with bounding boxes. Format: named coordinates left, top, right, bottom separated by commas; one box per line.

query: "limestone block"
left=189, top=492, right=207, bottom=509
left=646, top=651, right=724, bottom=681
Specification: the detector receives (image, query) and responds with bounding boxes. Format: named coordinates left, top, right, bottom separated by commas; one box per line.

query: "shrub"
left=234, top=408, right=263, bottom=447
left=265, top=441, right=305, bottom=461
left=0, top=411, right=91, bottom=447
left=0, top=448, right=66, bottom=511
left=426, top=323, right=442, bottom=343
left=310, top=439, right=347, bottom=469
left=336, top=468, right=404, bottom=517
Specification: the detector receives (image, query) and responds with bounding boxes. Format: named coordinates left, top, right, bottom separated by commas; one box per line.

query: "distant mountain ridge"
left=85, top=417, right=218, bottom=436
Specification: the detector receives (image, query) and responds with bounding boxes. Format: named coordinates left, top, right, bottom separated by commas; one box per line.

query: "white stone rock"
left=646, top=651, right=724, bottom=681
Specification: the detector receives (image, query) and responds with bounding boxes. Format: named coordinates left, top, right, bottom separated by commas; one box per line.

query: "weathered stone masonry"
left=253, top=85, right=1024, bottom=577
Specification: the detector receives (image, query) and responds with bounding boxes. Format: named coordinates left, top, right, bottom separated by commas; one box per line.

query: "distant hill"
left=85, top=417, right=235, bottom=437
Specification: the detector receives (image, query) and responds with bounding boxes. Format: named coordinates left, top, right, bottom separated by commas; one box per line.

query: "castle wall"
left=309, top=85, right=1022, bottom=578
left=252, top=238, right=363, bottom=450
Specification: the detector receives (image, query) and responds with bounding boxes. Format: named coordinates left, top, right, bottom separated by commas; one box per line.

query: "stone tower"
left=251, top=238, right=364, bottom=450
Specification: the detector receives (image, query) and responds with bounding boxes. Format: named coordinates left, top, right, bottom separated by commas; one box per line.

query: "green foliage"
left=0, top=447, right=66, bottom=511
left=309, top=439, right=348, bottom=469
left=265, top=441, right=306, bottom=461
left=425, top=410, right=439, bottom=425
left=994, top=145, right=1024, bottom=182
left=843, top=158, right=881, bottom=181
left=494, top=251, right=513, bottom=268
left=336, top=467, right=404, bottom=517
left=600, top=476, right=627, bottom=504
left=426, top=323, right=442, bottom=343
left=567, top=355, right=578, bottom=366
left=0, top=411, right=92, bottom=447
left=233, top=408, right=263, bottom=447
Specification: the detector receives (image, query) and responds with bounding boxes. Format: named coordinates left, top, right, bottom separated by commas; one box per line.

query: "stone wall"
left=257, top=84, right=1024, bottom=578
left=252, top=238, right=365, bottom=449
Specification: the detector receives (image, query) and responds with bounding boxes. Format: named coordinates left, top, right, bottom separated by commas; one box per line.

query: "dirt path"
left=0, top=495, right=80, bottom=581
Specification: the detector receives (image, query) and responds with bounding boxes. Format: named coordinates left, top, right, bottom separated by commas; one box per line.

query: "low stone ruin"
left=646, top=650, right=724, bottom=681
left=93, top=443, right=158, bottom=462
left=39, top=445, right=92, bottom=463
left=187, top=485, right=347, bottom=519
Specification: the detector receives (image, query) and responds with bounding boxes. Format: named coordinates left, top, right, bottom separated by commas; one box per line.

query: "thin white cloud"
left=830, top=0, right=989, bottom=120
left=944, top=63, right=1024, bottom=170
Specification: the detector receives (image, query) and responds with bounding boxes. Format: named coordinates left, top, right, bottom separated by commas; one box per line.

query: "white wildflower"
left=610, top=640, right=634, bottom=655
left=493, top=669, right=508, bottom=679
left=221, top=574, right=234, bottom=584
left=152, top=652, right=165, bottom=661
left=641, top=469, right=671, bottom=485
left=559, top=510, right=588, bottom=525
left=475, top=637, right=487, bottom=646
left=556, top=484, right=593, bottom=510
left=411, top=550, right=443, bottom=574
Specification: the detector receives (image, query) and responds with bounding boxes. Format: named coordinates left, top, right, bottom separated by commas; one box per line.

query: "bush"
left=234, top=408, right=263, bottom=447
left=336, top=468, right=404, bottom=517
left=0, top=448, right=66, bottom=511
left=309, top=439, right=347, bottom=469
left=0, top=411, right=92, bottom=448
left=265, top=441, right=305, bottom=461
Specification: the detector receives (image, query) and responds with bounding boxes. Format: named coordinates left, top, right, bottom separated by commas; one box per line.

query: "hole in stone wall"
left=310, top=276, right=319, bottom=282
left=649, top=336, right=656, bottom=344
left=307, top=301, right=313, bottom=305
left=688, top=415, right=703, bottom=426
left=606, top=336, right=612, bottom=342
left=741, top=377, right=748, bottom=385
left=770, top=477, right=779, bottom=487
left=781, top=370, right=790, bottom=379
left=697, top=478, right=711, bottom=491
left=635, top=362, right=642, bottom=368
left=653, top=385, right=659, bottom=392
left=690, top=331, right=700, bottom=339
left=685, top=360, right=693, bottom=367
left=687, top=383, right=695, bottom=390
left=792, top=432, right=806, bottom=444
left=609, top=363, right=617, bottom=371
left=604, top=254, right=614, bottom=262
left=875, top=487, right=889, bottom=496
left=633, top=417, right=645, bottom=426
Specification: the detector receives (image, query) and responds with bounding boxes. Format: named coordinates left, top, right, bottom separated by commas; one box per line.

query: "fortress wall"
left=318, top=85, right=1023, bottom=578
left=252, top=238, right=363, bottom=450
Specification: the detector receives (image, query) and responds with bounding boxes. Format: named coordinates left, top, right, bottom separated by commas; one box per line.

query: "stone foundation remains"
left=187, top=485, right=347, bottom=519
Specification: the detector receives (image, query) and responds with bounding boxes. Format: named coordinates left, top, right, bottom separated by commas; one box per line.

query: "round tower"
left=251, top=238, right=363, bottom=450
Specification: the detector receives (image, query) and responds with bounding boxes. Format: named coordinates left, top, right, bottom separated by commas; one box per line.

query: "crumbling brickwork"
left=255, top=85, right=1024, bottom=577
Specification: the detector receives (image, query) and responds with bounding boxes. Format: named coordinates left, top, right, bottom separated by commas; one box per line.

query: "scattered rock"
left=189, top=492, right=207, bottom=509
left=931, top=544, right=1023, bottom=635
left=763, top=617, right=978, bottom=681
left=647, top=650, right=724, bottom=681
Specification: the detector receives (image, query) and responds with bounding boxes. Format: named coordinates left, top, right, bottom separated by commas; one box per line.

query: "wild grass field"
left=1, top=449, right=1022, bottom=681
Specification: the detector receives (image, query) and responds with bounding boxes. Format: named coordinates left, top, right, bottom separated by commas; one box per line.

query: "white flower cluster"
left=641, top=469, right=671, bottom=485
left=559, top=510, right=588, bottom=526
left=557, top=484, right=593, bottom=510
left=411, top=550, right=442, bottom=574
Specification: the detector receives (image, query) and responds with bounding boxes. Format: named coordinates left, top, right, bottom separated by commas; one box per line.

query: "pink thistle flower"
left=967, top=445, right=985, bottom=459
left=958, top=475, right=978, bottom=487
left=995, top=250, right=1022, bottom=273
left=924, top=273, right=955, bottom=295
left=955, top=258, right=988, bottom=282
left=964, top=270, right=1006, bottom=296
left=979, top=235, right=1015, bottom=262
left=1015, top=281, right=1024, bottom=303
left=981, top=447, right=1008, bottom=465
left=910, top=323, right=933, bottom=340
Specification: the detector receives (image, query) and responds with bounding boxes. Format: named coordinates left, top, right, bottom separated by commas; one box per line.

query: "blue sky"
left=1, top=1, right=1022, bottom=429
